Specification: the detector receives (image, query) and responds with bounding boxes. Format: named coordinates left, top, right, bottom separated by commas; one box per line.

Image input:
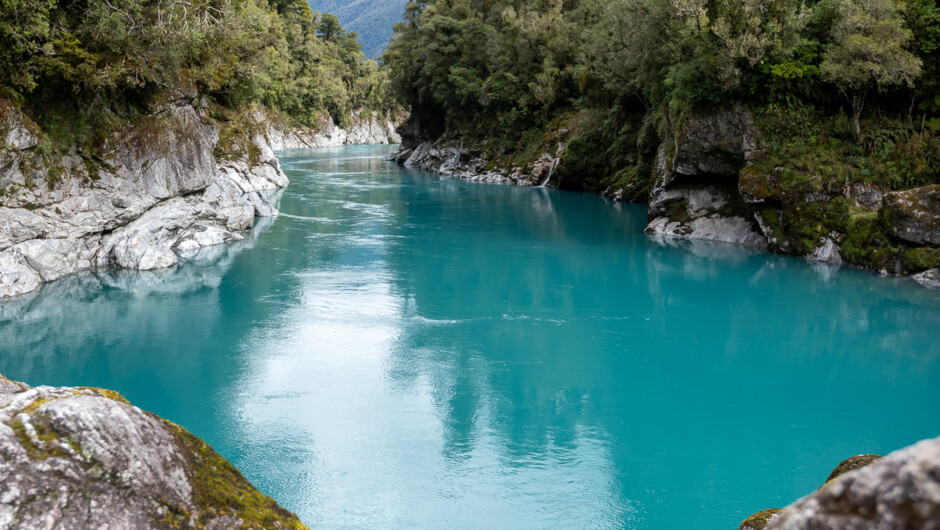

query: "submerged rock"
left=0, top=374, right=307, bottom=529
left=747, top=437, right=940, bottom=529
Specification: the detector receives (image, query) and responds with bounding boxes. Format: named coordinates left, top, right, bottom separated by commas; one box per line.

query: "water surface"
left=2, top=144, right=939, bottom=528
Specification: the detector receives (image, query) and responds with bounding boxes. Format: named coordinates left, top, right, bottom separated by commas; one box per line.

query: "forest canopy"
left=0, top=0, right=397, bottom=126
left=382, top=0, right=940, bottom=193
left=383, top=0, right=940, bottom=136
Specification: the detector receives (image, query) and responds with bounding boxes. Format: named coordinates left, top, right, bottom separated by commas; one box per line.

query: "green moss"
left=840, top=207, right=896, bottom=269
left=78, top=387, right=131, bottom=405
left=600, top=165, right=649, bottom=202
left=215, top=121, right=261, bottom=166
left=161, top=419, right=307, bottom=530
left=824, top=454, right=883, bottom=484
left=664, top=197, right=692, bottom=224
left=901, top=247, right=940, bottom=272
left=10, top=414, right=72, bottom=461
left=779, top=199, right=848, bottom=255
left=871, top=248, right=898, bottom=271
left=738, top=508, right=782, bottom=530
left=738, top=164, right=779, bottom=201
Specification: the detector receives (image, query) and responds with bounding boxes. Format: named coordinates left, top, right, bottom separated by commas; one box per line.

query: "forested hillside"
left=1, top=0, right=396, bottom=147
left=383, top=0, right=940, bottom=278
left=308, top=0, right=408, bottom=58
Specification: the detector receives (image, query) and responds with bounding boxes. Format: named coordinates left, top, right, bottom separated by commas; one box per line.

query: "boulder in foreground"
left=741, top=436, right=940, bottom=529
left=0, top=374, right=307, bottom=529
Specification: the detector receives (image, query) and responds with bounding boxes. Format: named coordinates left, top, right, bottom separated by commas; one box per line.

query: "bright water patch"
left=1, top=144, right=939, bottom=528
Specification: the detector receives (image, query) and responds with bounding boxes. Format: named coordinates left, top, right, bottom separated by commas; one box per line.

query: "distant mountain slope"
left=309, top=0, right=407, bottom=59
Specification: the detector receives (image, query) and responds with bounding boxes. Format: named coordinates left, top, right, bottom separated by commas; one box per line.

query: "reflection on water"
left=1, top=144, right=939, bottom=529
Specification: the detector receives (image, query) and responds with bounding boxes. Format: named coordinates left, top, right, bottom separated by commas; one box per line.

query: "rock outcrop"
left=265, top=109, right=403, bottom=150
left=884, top=185, right=940, bottom=246
left=0, top=98, right=401, bottom=298
left=740, top=437, right=940, bottom=530
left=0, top=374, right=307, bottom=529
left=645, top=105, right=768, bottom=248
left=387, top=114, right=562, bottom=186
left=389, top=106, right=938, bottom=285
left=391, top=140, right=560, bottom=186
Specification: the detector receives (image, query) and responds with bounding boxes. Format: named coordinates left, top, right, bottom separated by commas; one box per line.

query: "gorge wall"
left=0, top=95, right=401, bottom=298
left=389, top=107, right=940, bottom=288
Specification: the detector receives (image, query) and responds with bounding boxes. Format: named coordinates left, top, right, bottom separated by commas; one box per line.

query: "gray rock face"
left=884, top=184, right=940, bottom=246
left=264, top=109, right=403, bottom=150
left=645, top=184, right=768, bottom=248
left=392, top=140, right=560, bottom=186
left=0, top=100, right=401, bottom=299
left=912, top=268, right=940, bottom=288
left=646, top=106, right=767, bottom=248
left=806, top=237, right=843, bottom=266
left=767, top=436, right=940, bottom=529
left=0, top=376, right=306, bottom=529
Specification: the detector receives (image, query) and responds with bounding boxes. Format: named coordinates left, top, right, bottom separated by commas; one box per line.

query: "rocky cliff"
left=0, top=97, right=400, bottom=298
left=0, top=374, right=307, bottom=529
left=389, top=108, right=940, bottom=287
left=740, top=437, right=940, bottom=529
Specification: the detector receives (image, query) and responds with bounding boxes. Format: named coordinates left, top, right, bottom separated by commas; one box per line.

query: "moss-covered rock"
left=0, top=374, right=308, bottom=529
left=884, top=184, right=940, bottom=246
left=766, top=439, right=940, bottom=528
left=901, top=247, right=940, bottom=273
left=824, top=454, right=883, bottom=484
left=739, top=508, right=782, bottom=530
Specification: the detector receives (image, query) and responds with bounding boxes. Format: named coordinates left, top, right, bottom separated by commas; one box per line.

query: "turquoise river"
left=1, top=144, right=939, bottom=529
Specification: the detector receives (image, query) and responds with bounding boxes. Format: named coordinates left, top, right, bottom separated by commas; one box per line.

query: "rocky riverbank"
left=740, top=437, right=940, bottom=529
left=0, top=96, right=401, bottom=298
left=388, top=107, right=940, bottom=287
left=0, top=374, right=307, bottom=529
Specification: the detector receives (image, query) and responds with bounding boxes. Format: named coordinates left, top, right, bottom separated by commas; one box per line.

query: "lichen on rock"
left=0, top=374, right=307, bottom=530
left=884, top=184, right=940, bottom=246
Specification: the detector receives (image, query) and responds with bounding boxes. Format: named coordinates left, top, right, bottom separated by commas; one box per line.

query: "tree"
left=318, top=13, right=344, bottom=41
left=820, top=0, right=922, bottom=136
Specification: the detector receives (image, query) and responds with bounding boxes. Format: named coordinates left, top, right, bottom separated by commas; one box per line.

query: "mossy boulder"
left=901, top=247, right=940, bottom=273
left=0, top=374, right=307, bottom=529
left=884, top=184, right=940, bottom=246
left=766, top=438, right=940, bottom=528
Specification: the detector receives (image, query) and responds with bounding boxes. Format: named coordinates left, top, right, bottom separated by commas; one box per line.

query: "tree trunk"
left=851, top=92, right=866, bottom=138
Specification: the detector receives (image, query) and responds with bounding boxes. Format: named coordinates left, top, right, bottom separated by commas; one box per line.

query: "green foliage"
left=0, top=0, right=396, bottom=133
left=383, top=0, right=940, bottom=210
left=307, top=0, right=407, bottom=58
left=901, top=247, right=940, bottom=272
left=755, top=103, right=940, bottom=191
left=820, top=0, right=922, bottom=135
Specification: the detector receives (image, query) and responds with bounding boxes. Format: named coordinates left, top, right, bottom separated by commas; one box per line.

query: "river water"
left=1, top=144, right=939, bottom=528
